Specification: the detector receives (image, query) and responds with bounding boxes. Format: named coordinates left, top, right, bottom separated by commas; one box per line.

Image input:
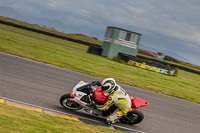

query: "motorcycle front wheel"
left=120, top=109, right=144, bottom=124
left=60, top=94, right=82, bottom=110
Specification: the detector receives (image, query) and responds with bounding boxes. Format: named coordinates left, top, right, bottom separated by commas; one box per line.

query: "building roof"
left=107, top=26, right=142, bottom=35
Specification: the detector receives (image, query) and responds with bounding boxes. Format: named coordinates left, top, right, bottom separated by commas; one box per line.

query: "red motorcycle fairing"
left=69, top=92, right=77, bottom=104
left=69, top=92, right=74, bottom=98
left=94, top=87, right=149, bottom=112
left=129, top=97, right=149, bottom=112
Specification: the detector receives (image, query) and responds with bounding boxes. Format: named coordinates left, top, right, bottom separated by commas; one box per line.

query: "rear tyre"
left=60, top=94, right=82, bottom=110
left=120, top=109, right=144, bottom=124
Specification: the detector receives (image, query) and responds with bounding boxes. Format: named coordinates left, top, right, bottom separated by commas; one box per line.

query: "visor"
left=101, top=85, right=109, bottom=91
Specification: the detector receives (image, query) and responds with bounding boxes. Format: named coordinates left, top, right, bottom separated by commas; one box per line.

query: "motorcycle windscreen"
left=131, top=97, right=149, bottom=109
left=94, top=87, right=109, bottom=104
left=76, top=83, right=91, bottom=94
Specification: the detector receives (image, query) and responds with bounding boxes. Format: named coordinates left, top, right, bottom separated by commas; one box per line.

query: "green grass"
left=0, top=103, right=121, bottom=133
left=0, top=24, right=200, bottom=104
left=0, top=23, right=89, bottom=51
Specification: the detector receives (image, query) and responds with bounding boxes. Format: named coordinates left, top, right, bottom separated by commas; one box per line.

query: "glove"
left=92, top=81, right=101, bottom=86
left=90, top=102, right=97, bottom=109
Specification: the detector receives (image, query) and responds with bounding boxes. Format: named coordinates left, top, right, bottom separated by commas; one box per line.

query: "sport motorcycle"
left=60, top=81, right=149, bottom=124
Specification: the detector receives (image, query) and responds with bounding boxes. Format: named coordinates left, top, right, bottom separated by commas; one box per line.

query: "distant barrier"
left=119, top=53, right=176, bottom=75
left=0, top=19, right=99, bottom=47
left=127, top=60, right=176, bottom=75
left=87, top=45, right=102, bottom=55
left=119, top=53, right=200, bottom=75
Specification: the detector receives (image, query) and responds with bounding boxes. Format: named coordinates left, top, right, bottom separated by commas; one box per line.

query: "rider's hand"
left=91, top=81, right=96, bottom=86
left=90, top=102, right=97, bottom=109
left=92, top=81, right=101, bottom=86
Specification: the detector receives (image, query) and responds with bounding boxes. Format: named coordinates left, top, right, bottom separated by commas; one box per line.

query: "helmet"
left=101, top=78, right=116, bottom=93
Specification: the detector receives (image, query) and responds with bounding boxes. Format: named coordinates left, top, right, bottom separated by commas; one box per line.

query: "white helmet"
left=101, top=78, right=116, bottom=92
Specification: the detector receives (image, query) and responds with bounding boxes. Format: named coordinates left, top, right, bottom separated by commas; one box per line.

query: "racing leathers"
left=96, top=84, right=131, bottom=124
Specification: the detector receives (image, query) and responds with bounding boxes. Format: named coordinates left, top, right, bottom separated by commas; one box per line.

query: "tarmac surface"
left=0, top=52, right=200, bottom=133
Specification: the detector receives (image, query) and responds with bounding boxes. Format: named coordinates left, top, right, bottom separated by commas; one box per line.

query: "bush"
left=174, top=67, right=179, bottom=76
left=112, top=55, right=126, bottom=64
left=164, top=55, right=179, bottom=63
left=138, top=49, right=146, bottom=54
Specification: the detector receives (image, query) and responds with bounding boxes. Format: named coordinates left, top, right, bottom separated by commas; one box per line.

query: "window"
left=130, top=34, right=138, bottom=43
left=119, top=30, right=138, bottom=43
left=125, top=32, right=131, bottom=41
left=106, top=28, right=113, bottom=38
left=119, top=31, right=126, bottom=40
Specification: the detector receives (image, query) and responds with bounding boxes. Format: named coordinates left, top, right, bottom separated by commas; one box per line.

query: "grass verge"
left=0, top=25, right=200, bottom=103
left=0, top=103, right=121, bottom=133
left=0, top=23, right=89, bottom=51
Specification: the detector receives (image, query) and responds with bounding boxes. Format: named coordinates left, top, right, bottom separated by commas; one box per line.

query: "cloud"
left=0, top=0, right=41, bottom=16
left=47, top=0, right=57, bottom=9
left=175, top=51, right=200, bottom=66
left=126, top=6, right=145, bottom=15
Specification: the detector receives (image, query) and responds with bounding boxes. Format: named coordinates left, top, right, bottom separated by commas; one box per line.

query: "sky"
left=0, top=0, right=200, bottom=66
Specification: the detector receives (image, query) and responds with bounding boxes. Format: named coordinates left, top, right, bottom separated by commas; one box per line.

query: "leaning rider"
left=92, top=78, right=131, bottom=125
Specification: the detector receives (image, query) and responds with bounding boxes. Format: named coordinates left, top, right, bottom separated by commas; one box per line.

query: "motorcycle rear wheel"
left=120, top=109, right=144, bottom=124
left=60, top=94, right=82, bottom=110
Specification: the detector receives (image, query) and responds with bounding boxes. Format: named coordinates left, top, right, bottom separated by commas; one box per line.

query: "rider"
left=92, top=78, right=131, bottom=125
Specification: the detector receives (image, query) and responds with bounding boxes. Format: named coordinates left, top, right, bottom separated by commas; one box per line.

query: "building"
left=101, top=26, right=142, bottom=59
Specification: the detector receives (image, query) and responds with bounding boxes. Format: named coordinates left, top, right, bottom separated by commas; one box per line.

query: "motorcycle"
left=60, top=81, right=149, bottom=125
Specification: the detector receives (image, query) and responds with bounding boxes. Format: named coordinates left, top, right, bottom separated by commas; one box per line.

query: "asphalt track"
left=0, top=52, right=200, bottom=133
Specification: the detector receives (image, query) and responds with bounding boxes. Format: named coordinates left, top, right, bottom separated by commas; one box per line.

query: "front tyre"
left=60, top=94, right=82, bottom=110
left=120, top=109, right=144, bottom=124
